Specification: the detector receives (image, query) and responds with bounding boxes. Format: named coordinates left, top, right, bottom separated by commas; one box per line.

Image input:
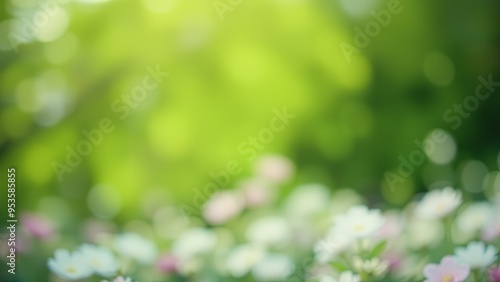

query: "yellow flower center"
left=353, top=224, right=365, bottom=232
left=66, top=266, right=77, bottom=274
left=441, top=274, right=453, bottom=282
left=435, top=203, right=448, bottom=212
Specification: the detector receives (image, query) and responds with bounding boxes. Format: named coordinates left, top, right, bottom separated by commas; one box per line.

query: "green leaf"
left=369, top=240, right=388, bottom=258
left=330, top=261, right=349, bottom=272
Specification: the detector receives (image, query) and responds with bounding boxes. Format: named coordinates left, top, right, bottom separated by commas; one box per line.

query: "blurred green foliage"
left=0, top=0, right=499, bottom=222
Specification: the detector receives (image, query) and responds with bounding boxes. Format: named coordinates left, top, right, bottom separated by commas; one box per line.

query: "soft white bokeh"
left=113, top=233, right=156, bottom=264
left=224, top=244, right=265, bottom=277
left=246, top=216, right=291, bottom=247
left=284, top=183, right=330, bottom=219
left=172, top=228, right=216, bottom=261
left=251, top=254, right=294, bottom=281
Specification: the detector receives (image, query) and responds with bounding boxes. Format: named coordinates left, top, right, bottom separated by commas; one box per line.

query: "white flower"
left=202, top=191, right=244, bottom=225
left=284, top=184, right=330, bottom=219
left=353, top=257, right=388, bottom=277
left=320, top=271, right=360, bottom=282
left=47, top=249, right=93, bottom=280
left=454, top=241, right=498, bottom=269
left=246, top=216, right=291, bottom=247
left=114, top=233, right=156, bottom=264
left=415, top=187, right=461, bottom=219
left=314, top=232, right=353, bottom=263
left=225, top=244, right=265, bottom=277
left=172, top=228, right=216, bottom=261
left=332, top=205, right=385, bottom=238
left=79, top=244, right=119, bottom=277
left=251, top=254, right=294, bottom=281
left=456, top=202, right=491, bottom=233
left=406, top=218, right=443, bottom=249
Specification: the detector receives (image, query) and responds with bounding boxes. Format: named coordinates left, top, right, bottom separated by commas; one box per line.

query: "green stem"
left=360, top=271, right=369, bottom=282
left=473, top=269, right=481, bottom=282
left=340, top=253, right=352, bottom=269
left=357, top=240, right=364, bottom=256
left=443, top=216, right=454, bottom=253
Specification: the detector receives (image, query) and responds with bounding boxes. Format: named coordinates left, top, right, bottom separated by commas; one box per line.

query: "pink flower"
left=14, top=233, right=31, bottom=253
left=202, top=191, right=244, bottom=225
left=254, top=155, right=294, bottom=184
left=376, top=213, right=402, bottom=240
left=156, top=253, right=177, bottom=273
left=83, top=219, right=116, bottom=242
left=240, top=179, right=273, bottom=207
left=21, top=213, right=55, bottom=240
left=482, top=213, right=500, bottom=242
left=423, top=256, right=470, bottom=282
left=482, top=225, right=500, bottom=242
left=489, top=265, right=500, bottom=282
left=383, top=252, right=402, bottom=273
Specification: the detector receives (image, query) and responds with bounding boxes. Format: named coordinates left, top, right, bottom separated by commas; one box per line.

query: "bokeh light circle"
left=423, top=52, right=455, bottom=87
left=424, top=129, right=456, bottom=165
left=460, top=160, right=489, bottom=193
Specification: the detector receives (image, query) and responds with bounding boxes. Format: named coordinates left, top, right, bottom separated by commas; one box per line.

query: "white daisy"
left=47, top=249, right=93, bottom=280
left=79, top=244, right=119, bottom=277
left=415, top=187, right=462, bottom=219
left=332, top=205, right=385, bottom=238
left=454, top=241, right=498, bottom=269
left=114, top=233, right=157, bottom=264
